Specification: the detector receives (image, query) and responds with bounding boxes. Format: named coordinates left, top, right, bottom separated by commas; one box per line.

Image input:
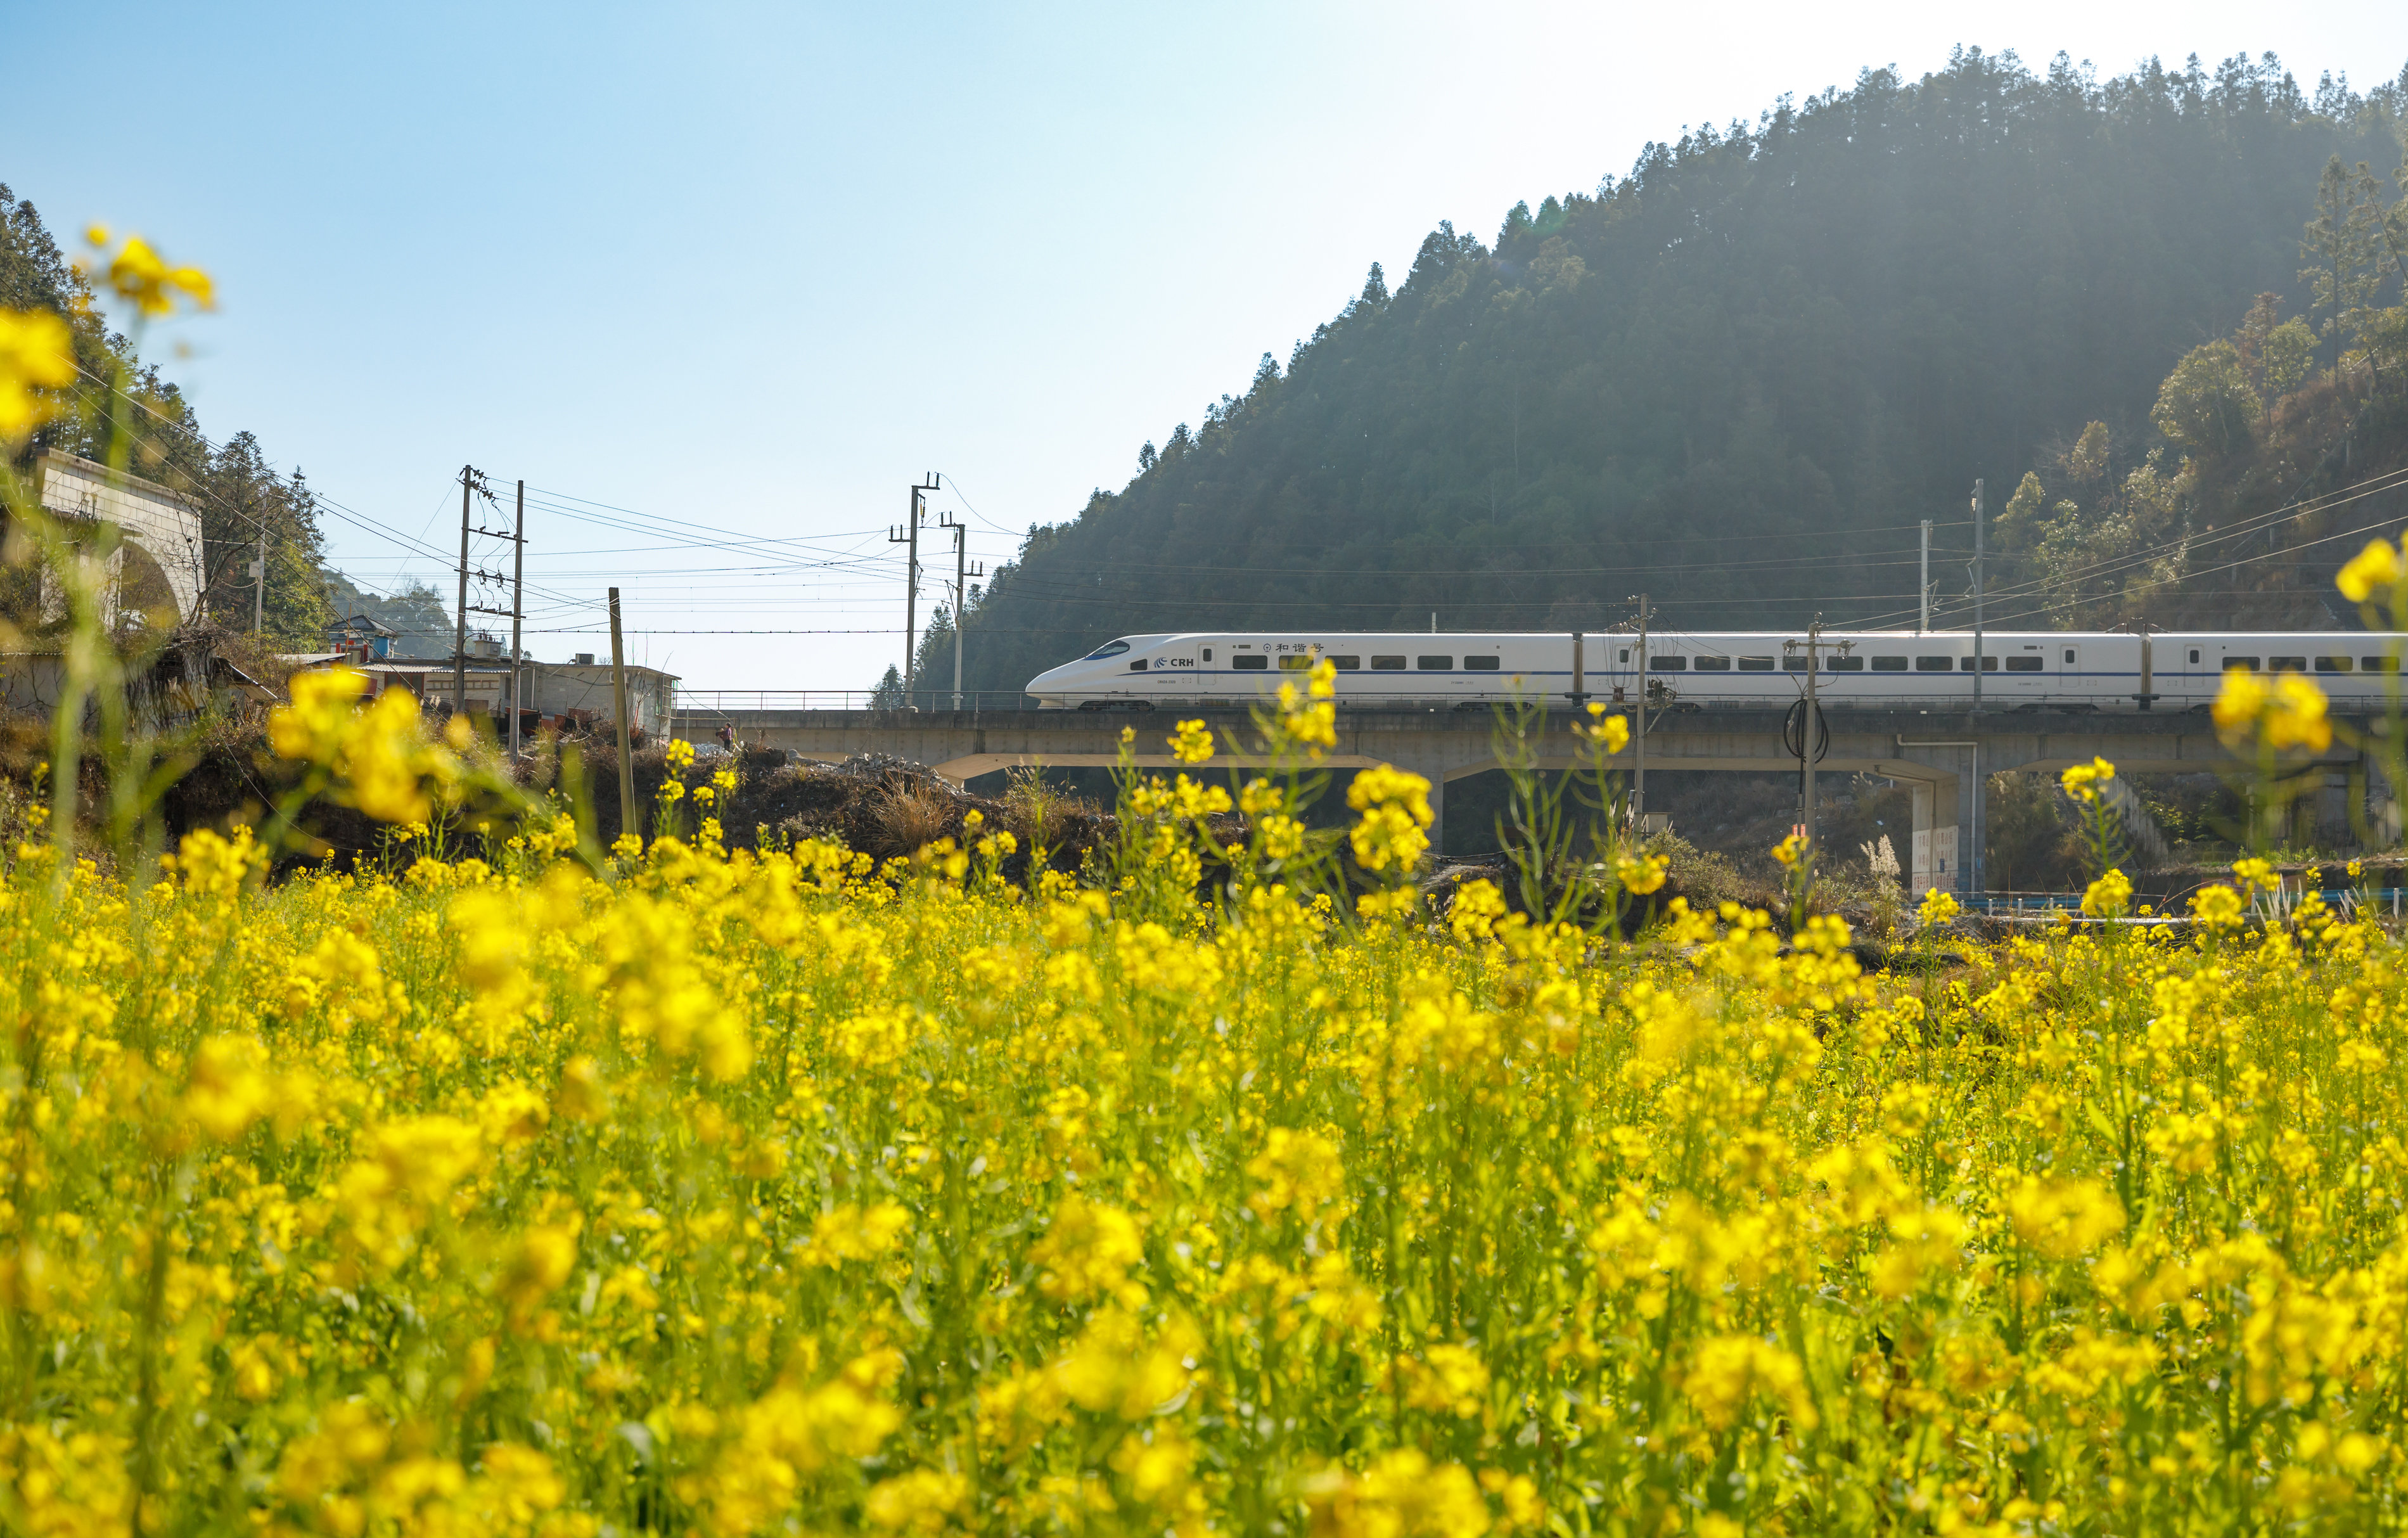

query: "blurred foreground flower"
left=271, top=667, right=458, bottom=823
left=1616, top=852, right=1668, bottom=895
left=1580, top=702, right=1631, bottom=753
left=79, top=229, right=214, bottom=317
left=2213, top=669, right=2331, bottom=753
left=0, top=309, right=77, bottom=443
left=2337, top=538, right=2402, bottom=604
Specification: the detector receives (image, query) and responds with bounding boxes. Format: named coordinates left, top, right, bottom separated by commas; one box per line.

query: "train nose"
left=1025, top=662, right=1079, bottom=700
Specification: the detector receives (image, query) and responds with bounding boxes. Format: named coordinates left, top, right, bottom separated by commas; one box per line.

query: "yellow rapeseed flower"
left=1345, top=765, right=1433, bottom=871
left=2215, top=669, right=2331, bottom=752
left=2265, top=674, right=2332, bottom=752
left=80, top=231, right=214, bottom=316
left=1169, top=719, right=1215, bottom=764
left=2337, top=538, right=2402, bottom=603
left=2060, top=757, right=2115, bottom=802
left=2082, top=868, right=2132, bottom=919
left=1582, top=709, right=1631, bottom=753
left=0, top=307, right=77, bottom=442
left=2189, top=883, right=2245, bottom=930
left=2232, top=857, right=2282, bottom=892
left=1616, top=852, right=1668, bottom=895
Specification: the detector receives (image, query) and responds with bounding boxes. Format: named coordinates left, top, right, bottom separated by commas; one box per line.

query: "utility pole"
left=936, top=512, right=983, bottom=712
left=1803, top=615, right=1821, bottom=857
left=1970, top=477, right=1986, bottom=901
left=1971, top=479, right=1985, bottom=712
left=1631, top=593, right=1650, bottom=826
left=890, top=473, right=939, bottom=705
left=509, top=479, right=526, bottom=757
left=460, top=470, right=520, bottom=738
left=1784, top=620, right=1848, bottom=875
left=453, top=465, right=473, bottom=722
left=252, top=525, right=266, bottom=635
left=609, top=586, right=636, bottom=844
left=1918, top=520, right=1931, bottom=635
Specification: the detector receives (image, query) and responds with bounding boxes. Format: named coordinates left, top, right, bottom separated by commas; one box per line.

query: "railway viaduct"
left=669, top=703, right=2389, bottom=895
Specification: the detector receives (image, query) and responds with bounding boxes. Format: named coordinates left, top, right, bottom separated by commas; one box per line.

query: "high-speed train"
left=1023, top=630, right=2408, bottom=712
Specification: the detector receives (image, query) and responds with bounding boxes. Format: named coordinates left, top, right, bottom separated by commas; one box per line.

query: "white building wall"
left=415, top=662, right=679, bottom=736
left=34, top=452, right=205, bottom=624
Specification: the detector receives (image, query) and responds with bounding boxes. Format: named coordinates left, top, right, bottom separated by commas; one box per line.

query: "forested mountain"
left=1, top=184, right=423, bottom=648
left=925, top=49, right=2408, bottom=701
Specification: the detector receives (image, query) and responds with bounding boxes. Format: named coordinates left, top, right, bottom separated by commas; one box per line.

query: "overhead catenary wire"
left=67, top=352, right=2408, bottom=679
left=1840, top=463, right=2408, bottom=633
left=60, top=360, right=412, bottom=605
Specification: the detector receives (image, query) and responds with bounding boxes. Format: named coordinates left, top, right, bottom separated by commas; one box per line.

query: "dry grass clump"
left=868, top=779, right=952, bottom=854
left=1001, top=764, right=1094, bottom=858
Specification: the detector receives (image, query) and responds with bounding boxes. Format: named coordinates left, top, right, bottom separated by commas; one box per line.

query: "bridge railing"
left=670, top=690, right=2265, bottom=720
left=674, top=689, right=1042, bottom=715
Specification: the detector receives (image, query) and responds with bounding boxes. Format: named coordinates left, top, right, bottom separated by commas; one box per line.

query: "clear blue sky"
left=11, top=1, right=2407, bottom=695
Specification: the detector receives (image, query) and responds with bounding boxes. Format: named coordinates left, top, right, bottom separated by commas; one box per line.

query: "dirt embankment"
left=139, top=726, right=1245, bottom=881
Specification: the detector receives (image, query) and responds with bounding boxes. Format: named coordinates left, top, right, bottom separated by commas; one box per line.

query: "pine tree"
left=870, top=665, right=906, bottom=714
left=2301, top=155, right=2385, bottom=368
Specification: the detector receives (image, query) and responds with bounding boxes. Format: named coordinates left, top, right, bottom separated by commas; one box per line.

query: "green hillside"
left=925, top=49, right=2408, bottom=701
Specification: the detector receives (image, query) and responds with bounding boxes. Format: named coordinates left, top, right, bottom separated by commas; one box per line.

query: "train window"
left=1417, top=656, right=1452, bottom=670
left=1278, top=655, right=1314, bottom=670
left=1871, top=656, right=1908, bottom=671
left=1738, top=657, right=1776, bottom=670
left=1618, top=650, right=1630, bottom=663
left=2064, top=648, right=2077, bottom=664
left=2224, top=658, right=2258, bottom=672
left=1916, top=656, right=1952, bottom=672
left=1201, top=648, right=1212, bottom=662
left=1232, top=655, right=1269, bottom=671
left=1329, top=655, right=1361, bottom=670
left=1651, top=656, right=1688, bottom=671
left=1960, top=656, right=1999, bottom=671
left=1693, top=656, right=1731, bottom=671
left=2366, top=656, right=2400, bottom=673
left=1826, top=657, right=1864, bottom=671
left=2270, top=657, right=2307, bottom=672
left=1086, top=640, right=1131, bottom=659
left=1371, top=655, right=1407, bottom=670
left=1128, top=659, right=1148, bottom=672
left=2187, top=649, right=2200, bottom=665
left=2006, top=657, right=2044, bottom=672
left=1783, top=656, right=1812, bottom=672
left=1464, top=656, right=1501, bottom=670
left=2315, top=656, right=2354, bottom=672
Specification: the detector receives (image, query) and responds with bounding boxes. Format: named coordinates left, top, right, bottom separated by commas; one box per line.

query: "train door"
left=1610, top=640, right=1639, bottom=707
left=2056, top=642, right=2082, bottom=708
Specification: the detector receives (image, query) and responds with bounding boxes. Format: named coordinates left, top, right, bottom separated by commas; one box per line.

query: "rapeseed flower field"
left=8, top=253, right=2408, bottom=1536
left=4, top=647, right=2407, bottom=1538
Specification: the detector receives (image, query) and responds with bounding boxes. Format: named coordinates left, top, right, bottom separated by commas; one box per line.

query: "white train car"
left=1022, top=630, right=2408, bottom=712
